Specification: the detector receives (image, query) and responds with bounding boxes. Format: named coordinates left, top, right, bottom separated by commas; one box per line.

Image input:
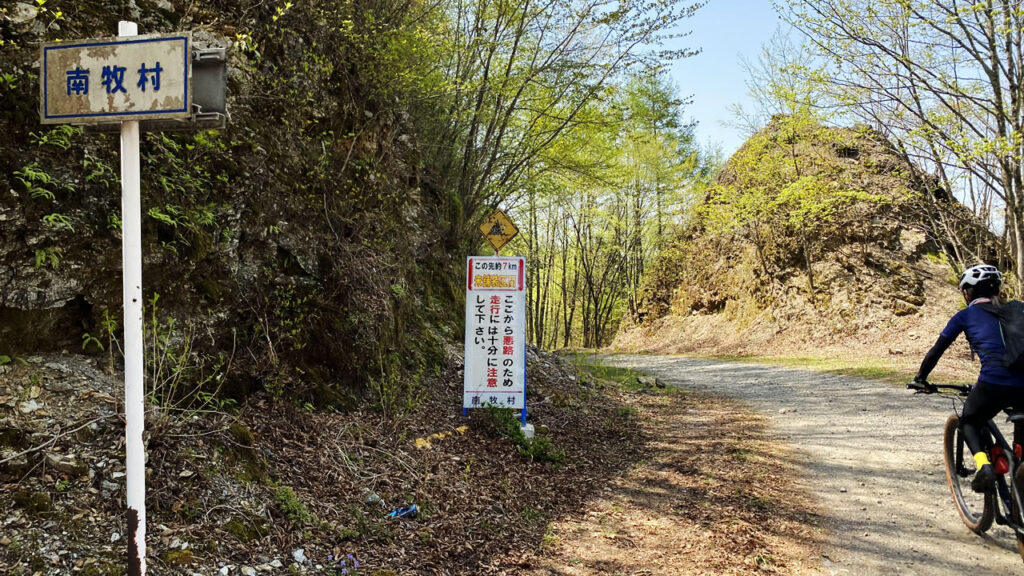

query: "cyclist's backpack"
left=977, top=300, right=1024, bottom=373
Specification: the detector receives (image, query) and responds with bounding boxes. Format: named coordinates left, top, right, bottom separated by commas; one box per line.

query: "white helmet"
left=958, top=264, right=1002, bottom=291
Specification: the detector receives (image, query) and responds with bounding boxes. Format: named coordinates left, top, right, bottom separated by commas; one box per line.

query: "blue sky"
left=667, top=1, right=785, bottom=157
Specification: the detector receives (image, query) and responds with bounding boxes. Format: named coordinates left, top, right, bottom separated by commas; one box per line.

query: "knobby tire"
left=943, top=414, right=995, bottom=533
left=1013, top=459, right=1024, bottom=562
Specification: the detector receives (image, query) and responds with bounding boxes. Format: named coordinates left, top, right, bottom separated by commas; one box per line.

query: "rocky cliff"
left=0, top=0, right=462, bottom=402
left=616, top=116, right=998, bottom=360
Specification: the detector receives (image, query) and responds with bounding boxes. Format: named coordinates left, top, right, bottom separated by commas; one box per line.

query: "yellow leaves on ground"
left=414, top=425, right=468, bottom=450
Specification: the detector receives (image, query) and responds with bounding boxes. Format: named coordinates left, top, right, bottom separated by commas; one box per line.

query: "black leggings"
left=962, top=380, right=1024, bottom=455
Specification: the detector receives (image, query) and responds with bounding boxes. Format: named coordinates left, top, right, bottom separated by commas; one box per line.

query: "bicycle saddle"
left=1005, top=409, right=1024, bottom=423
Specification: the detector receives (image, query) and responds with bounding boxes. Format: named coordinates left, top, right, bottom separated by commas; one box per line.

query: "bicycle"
left=909, top=380, right=1024, bottom=561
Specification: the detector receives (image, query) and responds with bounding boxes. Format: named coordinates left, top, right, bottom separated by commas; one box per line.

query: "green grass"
left=705, top=354, right=974, bottom=387
left=742, top=356, right=906, bottom=383
left=568, top=352, right=686, bottom=395
left=571, top=349, right=975, bottom=390
left=272, top=485, right=312, bottom=526
left=569, top=353, right=644, bottom=390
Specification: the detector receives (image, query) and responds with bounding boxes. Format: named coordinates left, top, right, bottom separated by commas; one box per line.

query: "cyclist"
left=914, top=264, right=1024, bottom=492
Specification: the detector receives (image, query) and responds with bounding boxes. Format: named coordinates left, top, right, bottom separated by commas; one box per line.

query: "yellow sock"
left=974, top=452, right=991, bottom=468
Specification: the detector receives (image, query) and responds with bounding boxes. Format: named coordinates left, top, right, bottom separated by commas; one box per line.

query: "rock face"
left=0, top=1, right=461, bottom=397
left=624, top=116, right=997, bottom=356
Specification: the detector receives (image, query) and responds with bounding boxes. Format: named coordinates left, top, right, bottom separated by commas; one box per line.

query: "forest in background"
left=507, top=0, right=1024, bottom=350
left=507, top=69, right=716, bottom=349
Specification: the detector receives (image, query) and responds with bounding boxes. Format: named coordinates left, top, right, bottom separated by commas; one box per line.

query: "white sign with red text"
left=464, top=256, right=526, bottom=409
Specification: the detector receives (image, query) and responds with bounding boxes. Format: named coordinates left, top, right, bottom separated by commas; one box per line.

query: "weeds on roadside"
left=87, top=294, right=236, bottom=421
left=274, top=485, right=311, bottom=526
left=146, top=293, right=236, bottom=417
left=369, top=352, right=426, bottom=420
left=572, top=355, right=641, bottom=389
left=474, top=405, right=565, bottom=463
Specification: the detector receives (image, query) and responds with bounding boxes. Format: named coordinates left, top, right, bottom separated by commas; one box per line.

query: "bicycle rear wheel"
left=1012, top=464, right=1024, bottom=561
left=943, top=414, right=995, bottom=533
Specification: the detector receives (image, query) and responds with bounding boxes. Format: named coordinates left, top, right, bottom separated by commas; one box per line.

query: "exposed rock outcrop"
left=0, top=1, right=460, bottom=398
left=619, top=116, right=998, bottom=358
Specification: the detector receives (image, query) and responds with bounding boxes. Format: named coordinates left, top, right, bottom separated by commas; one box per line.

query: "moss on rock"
left=223, top=517, right=268, bottom=543
left=12, top=490, right=52, bottom=515
left=160, top=549, right=195, bottom=565
left=228, top=422, right=255, bottom=447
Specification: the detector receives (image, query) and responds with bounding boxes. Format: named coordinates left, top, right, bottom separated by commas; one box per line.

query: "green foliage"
left=699, top=115, right=888, bottom=286
left=572, top=354, right=640, bottom=387
left=29, top=0, right=64, bottom=25
left=369, top=353, right=426, bottom=420
left=14, top=162, right=58, bottom=201
left=273, top=485, right=312, bottom=527
left=518, top=435, right=565, bottom=463
left=99, top=310, right=119, bottom=375
left=33, top=247, right=61, bottom=269
left=478, top=405, right=528, bottom=443
left=81, top=333, right=103, bottom=353
left=223, top=517, right=268, bottom=543
left=29, top=125, right=77, bottom=150
left=731, top=28, right=829, bottom=133
left=228, top=422, right=255, bottom=447
left=509, top=66, right=715, bottom=349
left=776, top=0, right=1014, bottom=271
left=196, top=391, right=238, bottom=413
left=42, top=212, right=74, bottom=232
left=145, top=293, right=234, bottom=416
left=138, top=132, right=228, bottom=259
left=12, top=490, right=51, bottom=515
left=106, top=212, right=122, bottom=231
left=270, top=285, right=313, bottom=353
left=422, top=0, right=703, bottom=252
left=475, top=405, right=565, bottom=463
left=160, top=549, right=194, bottom=566
left=0, top=0, right=609, bottom=406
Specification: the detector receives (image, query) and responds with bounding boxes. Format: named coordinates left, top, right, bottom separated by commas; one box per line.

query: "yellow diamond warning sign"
left=479, top=210, right=518, bottom=253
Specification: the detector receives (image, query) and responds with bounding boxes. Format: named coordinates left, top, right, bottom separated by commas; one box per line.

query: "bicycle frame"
left=983, top=417, right=1024, bottom=534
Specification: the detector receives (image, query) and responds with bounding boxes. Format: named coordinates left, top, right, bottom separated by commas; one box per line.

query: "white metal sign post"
left=119, top=21, right=147, bottom=576
left=463, top=257, right=527, bottom=422
left=39, top=22, right=194, bottom=575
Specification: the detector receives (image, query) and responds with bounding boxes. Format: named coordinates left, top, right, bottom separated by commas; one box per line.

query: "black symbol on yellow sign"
left=479, top=210, right=518, bottom=253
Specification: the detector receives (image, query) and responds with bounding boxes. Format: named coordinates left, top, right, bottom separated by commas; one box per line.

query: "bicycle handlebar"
left=907, top=380, right=937, bottom=394
left=907, top=380, right=971, bottom=396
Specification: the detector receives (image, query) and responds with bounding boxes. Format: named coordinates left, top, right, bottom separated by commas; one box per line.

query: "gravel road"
left=601, top=354, right=1024, bottom=576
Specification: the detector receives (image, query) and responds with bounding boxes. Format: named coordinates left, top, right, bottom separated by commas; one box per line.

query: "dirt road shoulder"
left=507, top=359, right=825, bottom=575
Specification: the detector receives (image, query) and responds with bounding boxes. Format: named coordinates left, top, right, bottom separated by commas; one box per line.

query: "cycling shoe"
left=971, top=464, right=997, bottom=493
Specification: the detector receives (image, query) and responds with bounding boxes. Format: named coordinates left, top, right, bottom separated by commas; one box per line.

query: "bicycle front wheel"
left=943, top=414, right=995, bottom=533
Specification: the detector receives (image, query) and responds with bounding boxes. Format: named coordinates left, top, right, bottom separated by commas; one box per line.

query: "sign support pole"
left=119, top=20, right=147, bottom=576
left=522, top=344, right=527, bottom=426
